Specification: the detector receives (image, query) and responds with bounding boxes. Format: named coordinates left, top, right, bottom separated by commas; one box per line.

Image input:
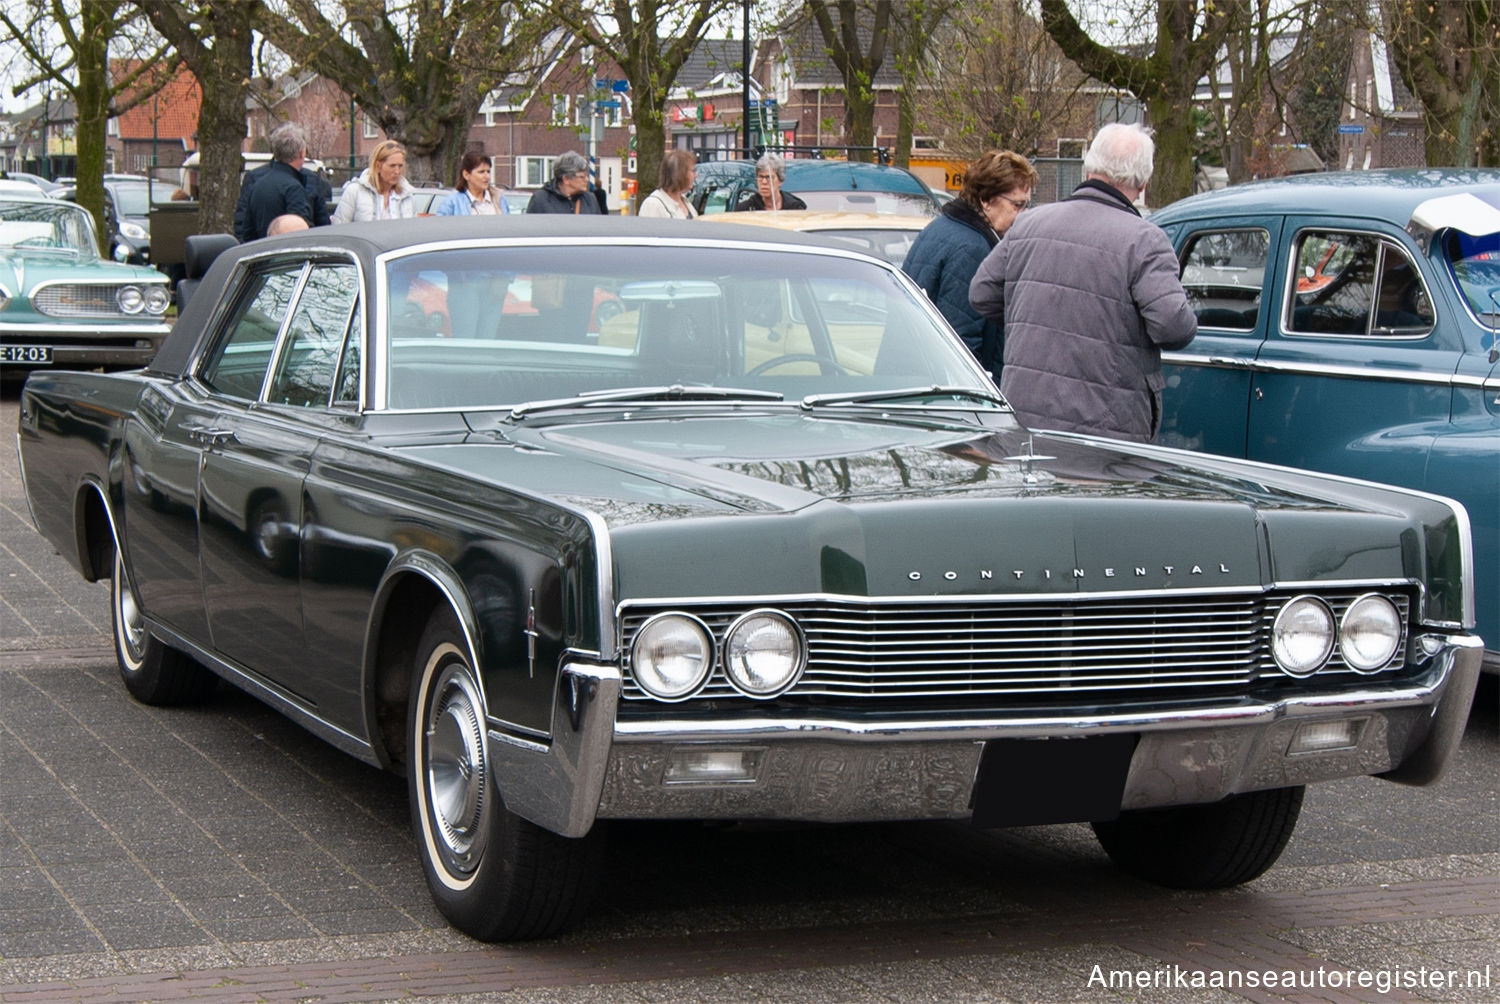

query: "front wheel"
left=408, top=607, right=603, bottom=941
left=1092, top=786, right=1304, bottom=889
left=111, top=548, right=217, bottom=705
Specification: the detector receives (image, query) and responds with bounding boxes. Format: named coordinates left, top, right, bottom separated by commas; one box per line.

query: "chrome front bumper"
left=491, top=632, right=1482, bottom=838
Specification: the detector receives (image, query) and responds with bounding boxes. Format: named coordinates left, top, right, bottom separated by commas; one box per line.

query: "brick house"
left=111, top=63, right=201, bottom=183
left=1339, top=30, right=1425, bottom=169
left=468, top=29, right=632, bottom=201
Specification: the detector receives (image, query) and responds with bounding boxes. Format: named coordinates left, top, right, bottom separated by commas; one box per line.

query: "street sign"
left=597, top=100, right=621, bottom=110
left=1338, top=124, right=1365, bottom=134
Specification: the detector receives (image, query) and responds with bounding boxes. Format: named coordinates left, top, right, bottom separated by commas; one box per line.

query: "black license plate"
left=0, top=346, right=53, bottom=364
left=971, top=733, right=1139, bottom=828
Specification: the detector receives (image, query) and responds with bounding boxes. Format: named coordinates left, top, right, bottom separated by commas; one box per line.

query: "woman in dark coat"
left=901, top=150, right=1038, bottom=374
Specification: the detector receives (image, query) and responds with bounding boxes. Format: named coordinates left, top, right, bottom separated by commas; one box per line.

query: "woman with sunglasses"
left=901, top=150, right=1036, bottom=374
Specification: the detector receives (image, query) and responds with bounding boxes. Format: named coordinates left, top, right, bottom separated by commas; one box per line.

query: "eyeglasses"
left=1002, top=195, right=1031, bottom=211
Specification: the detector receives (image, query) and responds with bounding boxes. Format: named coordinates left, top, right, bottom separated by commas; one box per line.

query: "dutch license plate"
left=1, top=346, right=53, bottom=364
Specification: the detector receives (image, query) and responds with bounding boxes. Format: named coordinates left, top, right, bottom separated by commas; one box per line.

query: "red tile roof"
left=113, top=62, right=201, bottom=142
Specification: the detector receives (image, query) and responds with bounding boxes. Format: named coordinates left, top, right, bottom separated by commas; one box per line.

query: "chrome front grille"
left=33, top=284, right=132, bottom=319
left=619, top=589, right=1411, bottom=703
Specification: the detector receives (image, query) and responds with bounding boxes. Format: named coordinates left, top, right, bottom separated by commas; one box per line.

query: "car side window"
left=333, top=302, right=362, bottom=406
left=199, top=264, right=303, bottom=400
left=267, top=262, right=360, bottom=407
left=1179, top=229, right=1269, bottom=331
left=1286, top=230, right=1434, bottom=337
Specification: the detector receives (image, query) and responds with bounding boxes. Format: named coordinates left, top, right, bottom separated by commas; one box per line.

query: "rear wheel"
left=408, top=607, right=603, bottom=941
left=111, top=548, right=217, bottom=705
left=1092, top=786, right=1304, bottom=888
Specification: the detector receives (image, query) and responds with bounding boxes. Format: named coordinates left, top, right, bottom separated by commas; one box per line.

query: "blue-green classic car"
left=1153, top=169, right=1499, bottom=674
left=17, top=217, right=1481, bottom=941
left=0, top=191, right=171, bottom=371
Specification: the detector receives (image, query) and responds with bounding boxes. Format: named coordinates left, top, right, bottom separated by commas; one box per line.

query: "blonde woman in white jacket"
left=334, top=140, right=418, bottom=222
left=636, top=149, right=698, bottom=219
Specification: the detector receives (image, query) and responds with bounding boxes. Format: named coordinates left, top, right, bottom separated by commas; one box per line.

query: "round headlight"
left=724, top=609, right=805, bottom=697
left=1272, top=595, right=1334, bottom=677
left=144, top=285, right=171, bottom=315
left=1339, top=593, right=1402, bottom=673
left=117, top=286, right=145, bottom=314
left=631, top=613, right=713, bottom=701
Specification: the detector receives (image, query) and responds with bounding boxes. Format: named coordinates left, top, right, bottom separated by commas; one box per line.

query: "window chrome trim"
left=1279, top=226, right=1437, bottom=341
left=257, top=261, right=313, bottom=403
left=1160, top=351, right=1465, bottom=388
left=184, top=246, right=367, bottom=402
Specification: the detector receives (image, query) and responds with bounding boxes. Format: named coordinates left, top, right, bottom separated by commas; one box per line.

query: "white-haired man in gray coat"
left=969, top=123, right=1196, bottom=443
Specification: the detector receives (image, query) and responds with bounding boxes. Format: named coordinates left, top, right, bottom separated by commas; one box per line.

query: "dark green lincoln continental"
left=17, top=217, right=1482, bottom=941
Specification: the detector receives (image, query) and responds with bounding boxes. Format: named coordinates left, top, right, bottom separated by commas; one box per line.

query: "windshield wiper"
left=508, top=384, right=783, bottom=420
left=799, top=385, right=1009, bottom=410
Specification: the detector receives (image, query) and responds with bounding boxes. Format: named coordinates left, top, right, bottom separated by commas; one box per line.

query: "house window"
left=516, top=155, right=555, bottom=188
left=363, top=115, right=378, bottom=139
left=550, top=94, right=574, bottom=126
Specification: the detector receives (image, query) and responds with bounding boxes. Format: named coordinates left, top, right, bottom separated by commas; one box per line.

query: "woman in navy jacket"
left=901, top=150, right=1037, bottom=374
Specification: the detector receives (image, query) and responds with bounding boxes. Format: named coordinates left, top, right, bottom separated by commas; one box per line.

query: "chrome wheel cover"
left=423, top=656, right=488, bottom=877
left=113, top=550, right=147, bottom=671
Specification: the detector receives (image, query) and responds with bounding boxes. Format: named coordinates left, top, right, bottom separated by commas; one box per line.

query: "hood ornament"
left=1003, top=434, right=1056, bottom=484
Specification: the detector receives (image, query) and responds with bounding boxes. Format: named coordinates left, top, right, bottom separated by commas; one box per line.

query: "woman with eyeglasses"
left=730, top=152, right=807, bottom=212
left=901, top=149, right=1037, bottom=374
left=525, top=151, right=603, bottom=214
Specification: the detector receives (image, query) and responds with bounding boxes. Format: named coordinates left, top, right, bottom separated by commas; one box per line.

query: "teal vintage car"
left=17, top=217, right=1482, bottom=942
left=1153, top=169, right=1500, bottom=674
left=0, top=190, right=171, bottom=371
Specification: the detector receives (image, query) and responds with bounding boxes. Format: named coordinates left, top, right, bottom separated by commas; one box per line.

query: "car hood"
left=397, top=411, right=1446, bottom=601
left=0, top=246, right=160, bottom=287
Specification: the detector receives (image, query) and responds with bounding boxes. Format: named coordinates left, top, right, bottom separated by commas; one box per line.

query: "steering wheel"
left=746, top=353, right=849, bottom=377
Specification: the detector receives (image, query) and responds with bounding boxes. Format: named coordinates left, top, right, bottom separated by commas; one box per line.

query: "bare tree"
left=1039, top=0, right=1235, bottom=205
left=805, top=0, right=890, bottom=162
left=2, top=0, right=171, bottom=251
left=913, top=0, right=1085, bottom=161
left=133, top=1, right=257, bottom=236
left=1382, top=0, right=1498, bottom=167
left=549, top=0, right=735, bottom=201
left=886, top=0, right=958, bottom=167
left=256, top=0, right=543, bottom=185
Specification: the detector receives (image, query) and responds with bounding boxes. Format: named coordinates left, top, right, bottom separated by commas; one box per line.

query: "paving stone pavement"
left=3, top=390, right=1497, bottom=1002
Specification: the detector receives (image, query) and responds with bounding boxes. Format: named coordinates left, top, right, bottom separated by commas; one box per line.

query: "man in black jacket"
left=237, top=124, right=329, bottom=241
left=526, top=152, right=601, bottom=214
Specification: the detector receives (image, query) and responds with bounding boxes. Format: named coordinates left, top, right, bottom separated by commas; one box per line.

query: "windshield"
left=1443, top=229, right=1500, bottom=324
left=383, top=244, right=989, bottom=410
left=0, top=198, right=98, bottom=255
left=793, top=190, right=938, bottom=217
left=110, top=181, right=175, bottom=217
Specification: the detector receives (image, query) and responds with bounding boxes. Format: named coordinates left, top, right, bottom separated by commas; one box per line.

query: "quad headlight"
left=1339, top=593, right=1402, bottom=672
left=116, top=285, right=145, bottom=314
left=144, top=285, right=171, bottom=315
left=631, top=613, right=713, bottom=701
left=1272, top=595, right=1334, bottom=677
left=724, top=609, right=806, bottom=697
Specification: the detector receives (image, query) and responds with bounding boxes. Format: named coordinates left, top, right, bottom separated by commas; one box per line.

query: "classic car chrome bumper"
left=492, top=633, right=1482, bottom=839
